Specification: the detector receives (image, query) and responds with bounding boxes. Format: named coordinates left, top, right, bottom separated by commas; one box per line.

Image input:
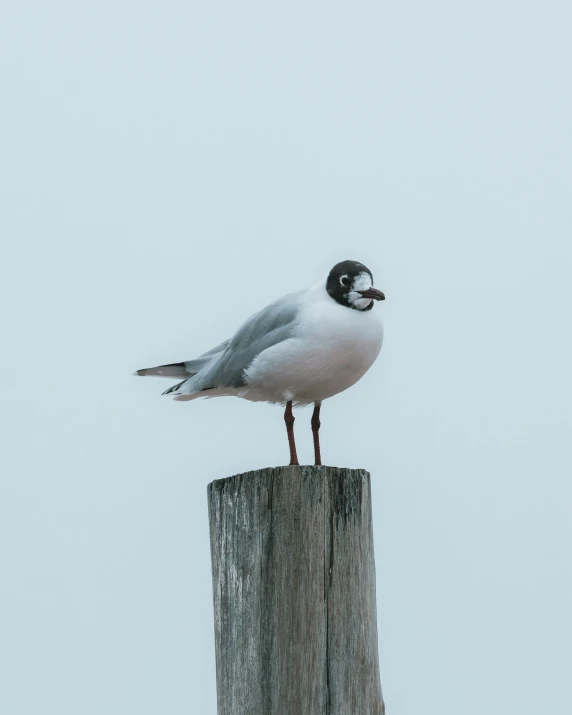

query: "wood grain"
left=208, top=466, right=384, bottom=715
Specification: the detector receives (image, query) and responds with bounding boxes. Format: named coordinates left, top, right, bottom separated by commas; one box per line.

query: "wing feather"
left=175, top=292, right=302, bottom=395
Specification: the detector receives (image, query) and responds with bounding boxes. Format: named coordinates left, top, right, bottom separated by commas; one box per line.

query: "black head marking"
left=326, top=260, right=375, bottom=310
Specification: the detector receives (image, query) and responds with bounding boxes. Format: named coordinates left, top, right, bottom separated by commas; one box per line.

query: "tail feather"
left=135, top=343, right=230, bottom=398
left=135, top=341, right=229, bottom=386
left=134, top=362, right=190, bottom=379
left=134, top=354, right=216, bottom=379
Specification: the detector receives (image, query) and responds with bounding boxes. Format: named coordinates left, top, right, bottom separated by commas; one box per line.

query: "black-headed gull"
left=135, top=260, right=385, bottom=465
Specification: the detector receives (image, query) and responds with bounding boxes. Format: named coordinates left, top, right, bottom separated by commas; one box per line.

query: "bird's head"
left=325, top=260, right=385, bottom=311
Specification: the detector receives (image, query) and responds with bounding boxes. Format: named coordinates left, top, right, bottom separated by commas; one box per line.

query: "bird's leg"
left=311, top=401, right=322, bottom=466
left=284, top=400, right=299, bottom=466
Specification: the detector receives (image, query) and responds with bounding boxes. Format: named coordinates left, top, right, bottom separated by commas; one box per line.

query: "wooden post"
left=207, top=466, right=385, bottom=715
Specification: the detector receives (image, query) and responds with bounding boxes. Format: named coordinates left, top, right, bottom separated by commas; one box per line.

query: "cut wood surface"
left=208, top=466, right=384, bottom=715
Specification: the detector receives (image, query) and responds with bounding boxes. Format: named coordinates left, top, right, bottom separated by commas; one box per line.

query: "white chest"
left=297, top=296, right=383, bottom=386
left=245, top=292, right=384, bottom=405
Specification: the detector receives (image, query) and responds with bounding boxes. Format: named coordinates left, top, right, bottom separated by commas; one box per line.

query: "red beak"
left=358, top=288, right=385, bottom=301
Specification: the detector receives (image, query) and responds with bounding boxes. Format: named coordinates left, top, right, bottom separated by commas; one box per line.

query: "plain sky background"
left=1, top=1, right=571, bottom=713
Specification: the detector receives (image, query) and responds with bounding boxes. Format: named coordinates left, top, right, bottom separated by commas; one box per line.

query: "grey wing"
left=173, top=291, right=302, bottom=394
left=198, top=339, right=231, bottom=358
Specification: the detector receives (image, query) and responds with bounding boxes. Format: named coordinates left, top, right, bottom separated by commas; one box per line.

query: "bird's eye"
left=340, top=275, right=351, bottom=287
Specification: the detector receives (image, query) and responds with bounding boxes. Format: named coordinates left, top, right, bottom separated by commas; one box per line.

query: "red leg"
left=311, top=402, right=322, bottom=466
left=284, top=400, right=299, bottom=466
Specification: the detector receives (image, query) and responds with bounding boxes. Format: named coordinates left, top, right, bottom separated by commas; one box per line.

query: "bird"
left=135, top=259, right=385, bottom=466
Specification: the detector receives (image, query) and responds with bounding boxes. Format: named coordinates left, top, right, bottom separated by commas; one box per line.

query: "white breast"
left=243, top=284, right=384, bottom=405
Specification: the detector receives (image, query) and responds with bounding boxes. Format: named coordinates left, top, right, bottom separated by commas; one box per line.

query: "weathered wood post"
left=208, top=466, right=384, bottom=715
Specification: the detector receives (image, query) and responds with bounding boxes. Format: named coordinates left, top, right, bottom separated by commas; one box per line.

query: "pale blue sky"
left=1, top=1, right=571, bottom=714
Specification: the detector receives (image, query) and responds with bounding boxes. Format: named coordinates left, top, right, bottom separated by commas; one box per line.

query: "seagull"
left=135, top=260, right=385, bottom=465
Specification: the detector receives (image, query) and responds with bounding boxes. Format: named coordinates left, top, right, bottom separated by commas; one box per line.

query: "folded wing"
left=163, top=292, right=302, bottom=398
